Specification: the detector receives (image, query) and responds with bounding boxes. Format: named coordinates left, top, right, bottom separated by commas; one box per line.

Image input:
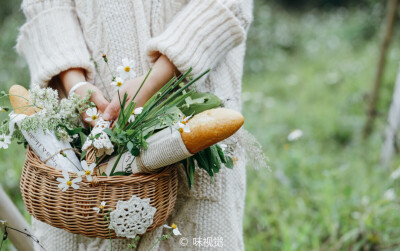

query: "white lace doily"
left=109, top=195, right=157, bottom=238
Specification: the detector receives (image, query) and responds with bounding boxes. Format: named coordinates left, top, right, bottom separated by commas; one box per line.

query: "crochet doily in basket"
left=82, top=118, right=114, bottom=156
left=109, top=195, right=157, bottom=238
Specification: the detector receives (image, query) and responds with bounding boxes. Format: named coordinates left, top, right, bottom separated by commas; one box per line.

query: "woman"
left=17, top=0, right=253, bottom=250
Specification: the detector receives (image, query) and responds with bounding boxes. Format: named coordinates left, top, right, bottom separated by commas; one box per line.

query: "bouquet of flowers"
left=0, top=56, right=245, bottom=243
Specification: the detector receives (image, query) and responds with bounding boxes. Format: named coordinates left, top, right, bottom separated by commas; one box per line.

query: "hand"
left=60, top=68, right=110, bottom=126
left=102, top=76, right=149, bottom=121
left=102, top=55, right=178, bottom=121
left=74, top=83, right=109, bottom=126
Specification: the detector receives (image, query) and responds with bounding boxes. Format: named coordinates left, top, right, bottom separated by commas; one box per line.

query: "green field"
left=2, top=1, right=400, bottom=250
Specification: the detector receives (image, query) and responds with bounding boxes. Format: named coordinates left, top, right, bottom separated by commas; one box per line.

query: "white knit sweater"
left=16, top=0, right=253, bottom=250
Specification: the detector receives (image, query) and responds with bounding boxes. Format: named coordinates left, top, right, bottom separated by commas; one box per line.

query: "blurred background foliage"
left=2, top=0, right=400, bottom=250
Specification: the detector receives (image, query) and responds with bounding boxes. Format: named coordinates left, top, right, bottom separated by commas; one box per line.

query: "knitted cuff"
left=16, top=6, right=94, bottom=88
left=146, top=0, right=245, bottom=77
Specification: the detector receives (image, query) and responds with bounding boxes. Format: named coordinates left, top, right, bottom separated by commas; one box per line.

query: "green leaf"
left=224, top=157, right=234, bottom=169
left=178, top=92, right=222, bottom=116
left=103, top=128, right=114, bottom=137
left=79, top=132, right=87, bottom=149
left=130, top=145, right=140, bottom=156
left=111, top=171, right=131, bottom=176
left=57, top=124, right=84, bottom=135
left=208, top=145, right=222, bottom=174
left=216, top=144, right=227, bottom=163
left=80, top=150, right=87, bottom=161
left=194, top=150, right=213, bottom=177
left=127, top=141, right=134, bottom=152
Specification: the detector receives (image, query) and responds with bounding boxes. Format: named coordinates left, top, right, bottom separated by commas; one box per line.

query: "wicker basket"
left=20, top=147, right=178, bottom=239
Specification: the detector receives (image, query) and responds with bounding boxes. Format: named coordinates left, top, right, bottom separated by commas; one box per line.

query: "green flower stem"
left=105, top=212, right=113, bottom=251
left=92, top=58, right=112, bottom=101
left=110, top=147, right=124, bottom=176
left=147, top=230, right=173, bottom=251
left=130, top=68, right=152, bottom=104
left=63, top=154, right=81, bottom=171
left=117, top=90, right=125, bottom=123
left=0, top=93, right=31, bottom=103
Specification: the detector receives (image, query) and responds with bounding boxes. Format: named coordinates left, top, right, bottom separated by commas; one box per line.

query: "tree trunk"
left=381, top=65, right=400, bottom=167
left=364, top=0, right=399, bottom=137
left=0, top=186, right=33, bottom=251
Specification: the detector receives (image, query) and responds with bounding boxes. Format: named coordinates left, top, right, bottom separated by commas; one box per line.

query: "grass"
left=243, top=2, right=400, bottom=250
left=2, top=1, right=400, bottom=250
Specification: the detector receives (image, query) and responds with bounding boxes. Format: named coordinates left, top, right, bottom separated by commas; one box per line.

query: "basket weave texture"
left=20, top=147, right=178, bottom=239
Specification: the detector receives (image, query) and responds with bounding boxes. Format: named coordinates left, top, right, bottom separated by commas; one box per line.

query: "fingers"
left=103, top=94, right=121, bottom=121
left=90, top=91, right=109, bottom=113
left=74, top=84, right=110, bottom=126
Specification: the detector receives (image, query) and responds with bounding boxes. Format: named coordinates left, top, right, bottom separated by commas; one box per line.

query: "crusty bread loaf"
left=181, top=108, right=244, bottom=153
left=9, top=85, right=38, bottom=116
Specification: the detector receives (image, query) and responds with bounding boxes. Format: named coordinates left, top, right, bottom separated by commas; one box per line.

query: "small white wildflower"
left=85, top=107, right=100, bottom=122
left=111, top=77, right=125, bottom=90
left=78, top=160, right=96, bottom=182
left=163, top=223, right=181, bottom=236
left=390, top=167, right=400, bottom=180
left=93, top=201, right=106, bottom=213
left=383, top=189, right=396, bottom=201
left=174, top=115, right=191, bottom=133
left=0, top=106, right=5, bottom=112
left=57, top=170, right=82, bottom=191
left=128, top=107, right=143, bottom=123
left=0, top=134, right=11, bottom=149
left=219, top=143, right=227, bottom=152
left=351, top=211, right=361, bottom=220
left=361, top=196, right=369, bottom=206
left=117, top=58, right=136, bottom=80
left=0, top=220, right=6, bottom=225
left=287, top=129, right=303, bottom=141
left=134, top=107, right=143, bottom=115
left=176, top=122, right=190, bottom=133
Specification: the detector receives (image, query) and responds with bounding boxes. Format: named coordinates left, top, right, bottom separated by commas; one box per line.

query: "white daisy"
left=176, top=122, right=190, bottom=133
left=128, top=107, right=143, bottom=123
left=78, top=160, right=96, bottom=182
left=384, top=189, right=396, bottom=201
left=111, top=77, right=125, bottom=90
left=57, top=170, right=82, bottom=191
left=174, top=115, right=191, bottom=133
left=0, top=106, right=5, bottom=112
left=85, top=107, right=100, bottom=122
left=219, top=143, right=227, bottom=152
left=390, top=167, right=400, bottom=180
left=93, top=201, right=106, bottom=213
left=287, top=129, right=303, bottom=142
left=163, top=223, right=181, bottom=236
left=117, top=58, right=136, bottom=80
left=0, top=134, right=11, bottom=149
left=134, top=107, right=143, bottom=115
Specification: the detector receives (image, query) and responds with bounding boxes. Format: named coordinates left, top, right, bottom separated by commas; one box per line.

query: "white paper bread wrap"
left=102, top=127, right=193, bottom=175
left=101, top=108, right=245, bottom=175
left=8, top=85, right=81, bottom=172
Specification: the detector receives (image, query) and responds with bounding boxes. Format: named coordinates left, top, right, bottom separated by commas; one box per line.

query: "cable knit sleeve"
left=147, top=0, right=253, bottom=77
left=16, top=0, right=94, bottom=88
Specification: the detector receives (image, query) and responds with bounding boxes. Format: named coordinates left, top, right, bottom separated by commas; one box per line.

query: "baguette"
left=102, top=107, right=244, bottom=175
left=9, top=85, right=38, bottom=115
left=181, top=108, right=244, bottom=153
